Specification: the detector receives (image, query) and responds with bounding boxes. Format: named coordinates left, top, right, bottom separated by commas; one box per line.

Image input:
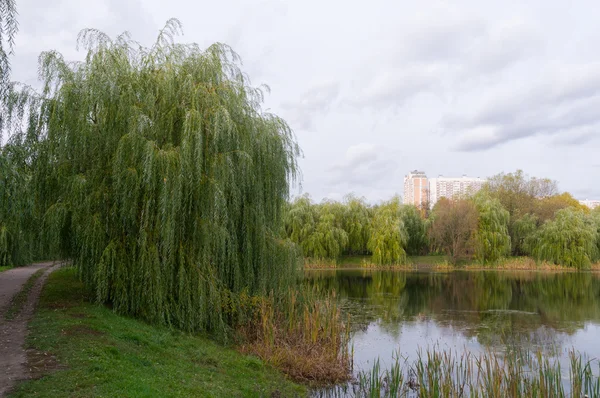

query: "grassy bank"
left=9, top=268, right=306, bottom=398
left=0, top=265, right=11, bottom=273
left=305, top=255, right=600, bottom=272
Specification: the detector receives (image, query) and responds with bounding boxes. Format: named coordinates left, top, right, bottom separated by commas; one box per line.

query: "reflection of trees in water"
left=304, top=270, right=600, bottom=348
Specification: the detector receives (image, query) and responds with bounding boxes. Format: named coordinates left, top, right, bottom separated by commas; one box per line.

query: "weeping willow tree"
left=285, top=195, right=348, bottom=260
left=5, top=20, right=301, bottom=334
left=473, top=195, right=511, bottom=264
left=368, top=197, right=408, bottom=265
left=399, top=205, right=427, bottom=255
left=285, top=194, right=317, bottom=248
left=529, top=208, right=597, bottom=269
left=342, top=194, right=371, bottom=255
left=512, top=213, right=539, bottom=256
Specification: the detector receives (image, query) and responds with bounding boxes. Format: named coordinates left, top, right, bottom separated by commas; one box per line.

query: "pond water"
left=304, top=269, right=600, bottom=378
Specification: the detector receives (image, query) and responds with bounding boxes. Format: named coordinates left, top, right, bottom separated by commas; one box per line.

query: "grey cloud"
left=400, top=18, right=486, bottom=63
left=328, top=143, right=399, bottom=188
left=467, top=24, right=543, bottom=76
left=551, top=129, right=599, bottom=146
left=280, top=82, right=340, bottom=130
left=345, top=66, right=439, bottom=109
left=349, top=16, right=543, bottom=112
left=450, top=67, right=600, bottom=151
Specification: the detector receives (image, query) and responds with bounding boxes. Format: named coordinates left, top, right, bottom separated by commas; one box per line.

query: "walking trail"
left=0, top=262, right=61, bottom=396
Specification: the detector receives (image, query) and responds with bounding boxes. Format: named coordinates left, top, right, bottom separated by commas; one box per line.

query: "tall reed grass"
left=316, top=347, right=600, bottom=397
left=238, top=288, right=352, bottom=384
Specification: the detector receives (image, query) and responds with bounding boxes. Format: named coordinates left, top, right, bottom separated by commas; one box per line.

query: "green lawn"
left=408, top=255, right=449, bottom=265
left=0, top=265, right=11, bottom=273
left=337, top=255, right=450, bottom=267
left=338, top=255, right=370, bottom=266
left=10, top=268, right=306, bottom=398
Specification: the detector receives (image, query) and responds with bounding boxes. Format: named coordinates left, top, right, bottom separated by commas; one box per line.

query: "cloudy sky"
left=10, top=0, right=600, bottom=202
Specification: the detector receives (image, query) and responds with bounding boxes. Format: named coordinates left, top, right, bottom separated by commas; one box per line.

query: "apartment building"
left=580, top=199, right=600, bottom=209
left=428, top=175, right=485, bottom=207
left=403, top=170, right=428, bottom=208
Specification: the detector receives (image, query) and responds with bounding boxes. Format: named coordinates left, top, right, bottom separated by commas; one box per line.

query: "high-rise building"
left=580, top=199, right=600, bottom=209
left=428, top=175, right=486, bottom=207
left=403, top=170, right=428, bottom=208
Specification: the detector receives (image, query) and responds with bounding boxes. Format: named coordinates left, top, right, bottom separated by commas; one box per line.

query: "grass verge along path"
left=9, top=268, right=306, bottom=398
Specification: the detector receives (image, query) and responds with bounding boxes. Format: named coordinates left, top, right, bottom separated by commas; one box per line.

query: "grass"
left=0, top=265, right=12, bottom=273
left=9, top=268, right=306, bottom=398
left=5, top=268, right=46, bottom=320
left=338, top=255, right=370, bottom=267
left=304, top=258, right=339, bottom=269
left=408, top=255, right=449, bottom=266
left=463, top=257, right=583, bottom=271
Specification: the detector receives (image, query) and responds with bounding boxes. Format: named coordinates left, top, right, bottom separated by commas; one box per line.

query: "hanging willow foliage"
left=473, top=195, right=511, bottom=264
left=342, top=194, right=371, bottom=255
left=5, top=20, right=301, bottom=335
left=285, top=195, right=348, bottom=260
left=529, top=208, right=597, bottom=269
left=399, top=205, right=428, bottom=255
left=0, top=140, right=36, bottom=267
left=368, top=197, right=408, bottom=265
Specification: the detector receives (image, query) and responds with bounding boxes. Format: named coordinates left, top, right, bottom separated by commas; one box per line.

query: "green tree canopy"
left=484, top=170, right=558, bottom=255
left=285, top=196, right=348, bottom=260
left=399, top=205, right=427, bottom=255
left=473, top=194, right=511, bottom=264
left=512, top=213, right=538, bottom=256
left=342, top=194, right=371, bottom=255
left=529, top=208, right=597, bottom=269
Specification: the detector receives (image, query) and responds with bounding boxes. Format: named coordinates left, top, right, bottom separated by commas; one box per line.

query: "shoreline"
left=304, top=263, right=600, bottom=273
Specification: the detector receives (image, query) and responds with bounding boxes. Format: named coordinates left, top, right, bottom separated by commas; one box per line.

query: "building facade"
left=428, top=175, right=486, bottom=207
left=580, top=199, right=600, bottom=209
left=403, top=170, right=428, bottom=208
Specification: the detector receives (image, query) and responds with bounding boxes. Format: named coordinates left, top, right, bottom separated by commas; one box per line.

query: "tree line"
left=286, top=170, right=600, bottom=269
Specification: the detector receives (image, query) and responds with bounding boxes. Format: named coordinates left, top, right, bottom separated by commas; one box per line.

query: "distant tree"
left=535, top=192, right=589, bottom=222
left=473, top=194, right=511, bottom=264
left=400, top=205, right=428, bottom=255
left=428, top=198, right=478, bottom=263
left=368, top=197, right=408, bottom=265
left=484, top=170, right=558, bottom=255
left=285, top=194, right=317, bottom=248
left=342, top=194, right=371, bottom=255
left=588, top=207, right=600, bottom=263
left=285, top=196, right=348, bottom=260
left=512, top=213, right=538, bottom=256
left=528, top=208, right=597, bottom=269
left=485, top=170, right=558, bottom=219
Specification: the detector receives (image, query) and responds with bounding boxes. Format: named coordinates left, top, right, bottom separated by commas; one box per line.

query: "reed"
left=238, top=287, right=352, bottom=385
left=318, top=347, right=600, bottom=397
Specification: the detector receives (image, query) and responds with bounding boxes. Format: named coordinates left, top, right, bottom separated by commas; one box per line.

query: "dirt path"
left=0, top=262, right=60, bottom=396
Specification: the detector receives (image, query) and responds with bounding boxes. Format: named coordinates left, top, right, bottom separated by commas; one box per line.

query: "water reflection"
left=305, top=270, right=600, bottom=371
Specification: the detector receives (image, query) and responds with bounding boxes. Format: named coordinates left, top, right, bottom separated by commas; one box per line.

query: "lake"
left=305, top=269, right=600, bottom=388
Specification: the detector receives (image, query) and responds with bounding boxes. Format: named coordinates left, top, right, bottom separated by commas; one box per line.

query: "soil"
left=0, top=262, right=61, bottom=397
